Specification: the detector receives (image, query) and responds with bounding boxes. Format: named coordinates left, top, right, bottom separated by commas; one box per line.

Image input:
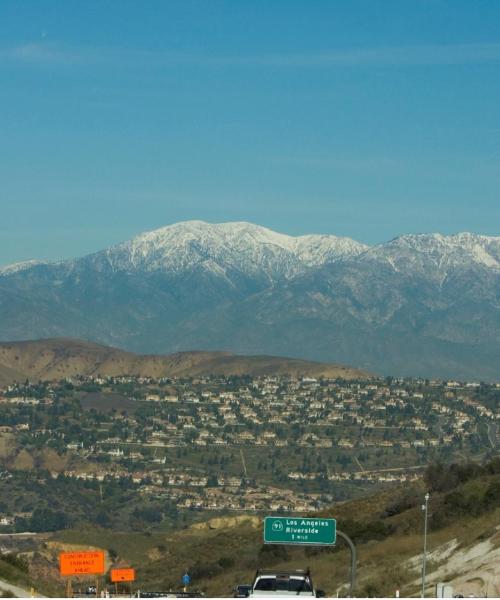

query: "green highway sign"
left=264, top=517, right=336, bottom=545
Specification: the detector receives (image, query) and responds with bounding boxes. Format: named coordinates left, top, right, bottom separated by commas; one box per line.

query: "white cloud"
left=2, top=41, right=500, bottom=69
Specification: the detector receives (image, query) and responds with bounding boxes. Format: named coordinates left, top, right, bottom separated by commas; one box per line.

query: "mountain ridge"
left=3, top=222, right=499, bottom=274
left=0, top=338, right=371, bottom=385
left=0, top=221, right=498, bottom=380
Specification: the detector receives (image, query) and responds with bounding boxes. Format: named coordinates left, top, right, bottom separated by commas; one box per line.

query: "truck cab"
left=251, top=569, right=325, bottom=597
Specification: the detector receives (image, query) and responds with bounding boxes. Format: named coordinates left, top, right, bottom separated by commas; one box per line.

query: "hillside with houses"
left=0, top=373, right=497, bottom=531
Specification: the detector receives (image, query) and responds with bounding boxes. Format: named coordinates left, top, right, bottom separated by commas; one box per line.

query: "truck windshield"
left=254, top=577, right=312, bottom=593
left=289, top=579, right=312, bottom=593
left=255, top=578, right=276, bottom=591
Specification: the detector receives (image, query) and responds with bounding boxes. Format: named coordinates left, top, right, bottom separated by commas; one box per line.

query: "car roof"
left=255, top=569, right=310, bottom=577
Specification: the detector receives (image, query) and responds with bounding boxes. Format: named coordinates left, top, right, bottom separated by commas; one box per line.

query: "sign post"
left=263, top=517, right=356, bottom=597
left=59, top=551, right=106, bottom=598
left=182, top=572, right=191, bottom=593
left=111, top=568, right=135, bottom=595
left=336, top=530, right=357, bottom=597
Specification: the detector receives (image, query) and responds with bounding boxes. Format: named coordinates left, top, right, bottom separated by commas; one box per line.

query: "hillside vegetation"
left=0, top=338, right=370, bottom=386
left=6, top=456, right=499, bottom=597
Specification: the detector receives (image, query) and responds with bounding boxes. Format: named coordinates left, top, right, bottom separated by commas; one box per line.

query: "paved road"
left=0, top=577, right=46, bottom=598
left=0, top=533, right=37, bottom=538
left=487, top=423, right=497, bottom=449
left=352, top=464, right=425, bottom=474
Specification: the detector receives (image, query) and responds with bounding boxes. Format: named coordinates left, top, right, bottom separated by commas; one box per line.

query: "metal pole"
left=421, top=493, right=430, bottom=598
left=336, top=529, right=356, bottom=597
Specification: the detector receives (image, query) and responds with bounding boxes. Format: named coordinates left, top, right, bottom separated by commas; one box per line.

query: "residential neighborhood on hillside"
left=0, top=374, right=497, bottom=531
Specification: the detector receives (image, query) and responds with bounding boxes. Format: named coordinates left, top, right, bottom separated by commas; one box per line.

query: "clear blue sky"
left=1, top=0, right=499, bottom=266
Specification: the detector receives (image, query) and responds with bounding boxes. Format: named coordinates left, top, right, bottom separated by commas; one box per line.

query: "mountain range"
left=1, top=220, right=498, bottom=379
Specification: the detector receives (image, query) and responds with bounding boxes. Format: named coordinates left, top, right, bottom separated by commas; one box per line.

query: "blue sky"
left=1, top=0, right=499, bottom=266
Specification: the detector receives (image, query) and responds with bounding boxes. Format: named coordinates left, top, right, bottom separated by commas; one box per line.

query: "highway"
left=0, top=576, right=46, bottom=598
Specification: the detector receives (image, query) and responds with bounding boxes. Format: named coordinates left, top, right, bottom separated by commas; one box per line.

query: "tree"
left=30, top=508, right=70, bottom=532
left=206, top=473, right=219, bottom=487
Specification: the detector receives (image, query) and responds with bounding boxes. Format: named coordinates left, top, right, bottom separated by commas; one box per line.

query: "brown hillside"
left=0, top=362, right=25, bottom=385
left=0, top=338, right=371, bottom=384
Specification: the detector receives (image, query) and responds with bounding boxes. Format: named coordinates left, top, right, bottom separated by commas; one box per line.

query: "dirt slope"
left=0, top=338, right=371, bottom=384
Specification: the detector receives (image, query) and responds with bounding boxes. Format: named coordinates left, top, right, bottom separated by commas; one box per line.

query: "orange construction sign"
left=110, top=568, right=136, bottom=582
left=59, top=551, right=105, bottom=576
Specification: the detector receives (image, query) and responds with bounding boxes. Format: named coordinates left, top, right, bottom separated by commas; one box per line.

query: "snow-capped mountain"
left=0, top=222, right=498, bottom=379
left=0, top=259, right=48, bottom=276
left=82, top=220, right=368, bottom=281
left=362, top=233, right=500, bottom=277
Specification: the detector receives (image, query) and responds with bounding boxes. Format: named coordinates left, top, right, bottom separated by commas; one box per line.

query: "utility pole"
left=421, top=492, right=430, bottom=598
left=336, top=530, right=356, bottom=598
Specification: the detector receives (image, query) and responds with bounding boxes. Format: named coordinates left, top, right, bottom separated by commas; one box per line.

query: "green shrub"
left=29, top=508, right=70, bottom=532
left=257, top=544, right=289, bottom=564
left=383, top=488, right=420, bottom=517
left=218, top=556, right=235, bottom=569
left=190, top=561, right=223, bottom=579
left=0, top=553, right=28, bottom=573
left=483, top=478, right=500, bottom=510
left=341, top=518, right=394, bottom=543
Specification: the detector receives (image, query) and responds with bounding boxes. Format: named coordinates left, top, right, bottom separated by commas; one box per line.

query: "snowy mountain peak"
left=365, top=232, right=500, bottom=273
left=0, top=259, right=48, bottom=276
left=2, top=223, right=498, bottom=284
left=99, top=220, right=369, bottom=279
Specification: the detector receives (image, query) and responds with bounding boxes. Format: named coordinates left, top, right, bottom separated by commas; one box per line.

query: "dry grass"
left=0, top=434, right=16, bottom=459
left=0, top=338, right=371, bottom=383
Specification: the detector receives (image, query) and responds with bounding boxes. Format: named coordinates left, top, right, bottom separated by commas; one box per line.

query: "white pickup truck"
left=250, top=569, right=325, bottom=598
